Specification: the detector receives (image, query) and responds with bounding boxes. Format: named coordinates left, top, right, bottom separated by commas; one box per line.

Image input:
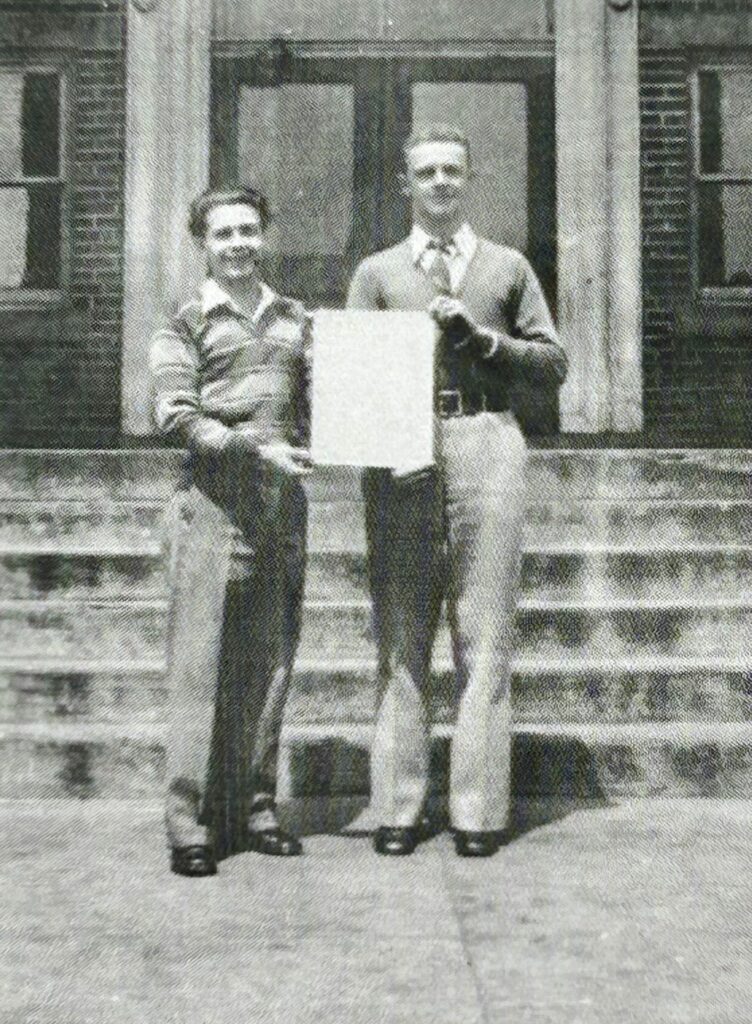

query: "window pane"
left=698, top=182, right=752, bottom=286
left=0, top=71, right=60, bottom=180
left=699, top=69, right=752, bottom=175
left=22, top=73, right=60, bottom=177
left=0, top=187, right=29, bottom=286
left=411, top=82, right=528, bottom=250
left=238, top=84, right=354, bottom=256
left=0, top=72, right=25, bottom=180
left=0, top=184, right=61, bottom=289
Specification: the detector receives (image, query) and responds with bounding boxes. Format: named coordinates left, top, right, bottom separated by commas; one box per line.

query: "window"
left=0, top=68, right=64, bottom=303
left=694, top=65, right=752, bottom=291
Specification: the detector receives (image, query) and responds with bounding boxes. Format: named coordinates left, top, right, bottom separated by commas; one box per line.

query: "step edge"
left=2, top=662, right=752, bottom=681
left=0, top=598, right=168, bottom=613
left=2, top=447, right=751, bottom=458
left=294, top=657, right=752, bottom=675
left=7, top=597, right=750, bottom=614
left=4, top=719, right=752, bottom=745
left=2, top=544, right=752, bottom=558
left=3, top=497, right=752, bottom=508
left=302, top=597, right=752, bottom=613
left=0, top=658, right=167, bottom=675
left=0, top=544, right=163, bottom=557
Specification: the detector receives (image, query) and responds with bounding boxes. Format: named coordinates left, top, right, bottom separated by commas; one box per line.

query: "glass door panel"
left=237, top=83, right=354, bottom=306
left=213, top=52, right=555, bottom=309
left=412, top=81, right=528, bottom=252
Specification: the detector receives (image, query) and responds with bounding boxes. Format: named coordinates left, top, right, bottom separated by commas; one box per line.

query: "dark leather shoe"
left=170, top=845, right=217, bottom=877
left=373, top=826, right=418, bottom=856
left=453, top=830, right=500, bottom=858
left=247, top=828, right=302, bottom=857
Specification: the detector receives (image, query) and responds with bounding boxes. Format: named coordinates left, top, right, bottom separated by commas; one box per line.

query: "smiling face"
left=404, top=139, right=470, bottom=229
left=203, top=202, right=264, bottom=287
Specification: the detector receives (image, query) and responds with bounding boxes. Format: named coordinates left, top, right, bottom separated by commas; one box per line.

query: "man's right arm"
left=149, top=312, right=234, bottom=454
left=346, top=258, right=382, bottom=310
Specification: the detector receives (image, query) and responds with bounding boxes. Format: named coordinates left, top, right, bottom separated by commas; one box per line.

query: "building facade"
left=0, top=0, right=750, bottom=447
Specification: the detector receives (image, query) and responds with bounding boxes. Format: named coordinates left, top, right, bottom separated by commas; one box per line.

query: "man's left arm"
left=433, top=256, right=567, bottom=386
left=490, top=256, right=567, bottom=385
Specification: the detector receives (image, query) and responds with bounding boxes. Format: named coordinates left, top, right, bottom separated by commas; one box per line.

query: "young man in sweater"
left=347, top=123, right=567, bottom=857
left=151, top=187, right=311, bottom=876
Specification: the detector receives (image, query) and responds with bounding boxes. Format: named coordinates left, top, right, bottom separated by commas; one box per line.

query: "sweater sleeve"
left=149, top=311, right=233, bottom=453
left=346, top=258, right=383, bottom=310
left=486, top=256, right=567, bottom=386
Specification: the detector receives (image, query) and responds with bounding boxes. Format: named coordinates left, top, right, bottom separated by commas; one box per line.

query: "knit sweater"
left=347, top=236, right=566, bottom=432
left=150, top=280, right=310, bottom=455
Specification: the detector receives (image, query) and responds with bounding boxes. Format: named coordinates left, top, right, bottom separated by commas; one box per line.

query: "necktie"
left=425, top=239, right=453, bottom=295
left=424, top=240, right=458, bottom=395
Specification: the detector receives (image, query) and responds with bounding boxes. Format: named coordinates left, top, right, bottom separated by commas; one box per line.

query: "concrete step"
left=3, top=598, right=752, bottom=664
left=1, top=450, right=751, bottom=502
left=0, top=600, right=167, bottom=662
left=0, top=553, right=167, bottom=600
left=305, top=549, right=752, bottom=603
left=277, top=720, right=752, bottom=801
left=286, top=664, right=752, bottom=726
left=4, top=718, right=752, bottom=799
left=0, top=450, right=183, bottom=502
left=5, top=664, right=750, bottom=727
left=2, top=546, right=750, bottom=605
left=4, top=497, right=750, bottom=556
left=297, top=600, right=752, bottom=663
left=0, top=668, right=169, bottom=724
left=0, top=500, right=164, bottom=552
left=301, top=499, right=752, bottom=555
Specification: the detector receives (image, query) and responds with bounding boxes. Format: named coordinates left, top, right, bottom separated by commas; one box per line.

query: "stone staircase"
left=0, top=449, right=750, bottom=800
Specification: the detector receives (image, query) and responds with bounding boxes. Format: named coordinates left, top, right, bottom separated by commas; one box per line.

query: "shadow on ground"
left=280, top=731, right=608, bottom=838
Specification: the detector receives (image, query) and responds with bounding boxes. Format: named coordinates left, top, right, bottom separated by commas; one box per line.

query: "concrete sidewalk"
left=1, top=798, right=751, bottom=1024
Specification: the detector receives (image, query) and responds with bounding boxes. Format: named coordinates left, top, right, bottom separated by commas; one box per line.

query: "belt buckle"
left=438, top=389, right=463, bottom=418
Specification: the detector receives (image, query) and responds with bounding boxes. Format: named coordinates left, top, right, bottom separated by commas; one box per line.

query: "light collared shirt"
left=410, top=222, right=478, bottom=295
left=199, top=277, right=277, bottom=322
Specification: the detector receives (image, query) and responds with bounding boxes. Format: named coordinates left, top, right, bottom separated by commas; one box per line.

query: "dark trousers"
left=163, top=467, right=307, bottom=857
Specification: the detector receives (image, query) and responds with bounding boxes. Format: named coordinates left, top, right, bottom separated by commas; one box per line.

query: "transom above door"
left=211, top=45, right=556, bottom=311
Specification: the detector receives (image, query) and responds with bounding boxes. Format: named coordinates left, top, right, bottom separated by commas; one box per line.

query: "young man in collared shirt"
left=151, top=187, right=311, bottom=876
left=347, top=123, right=567, bottom=857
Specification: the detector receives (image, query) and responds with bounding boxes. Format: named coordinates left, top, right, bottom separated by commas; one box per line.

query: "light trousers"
left=364, top=411, right=527, bottom=832
left=163, top=469, right=307, bottom=856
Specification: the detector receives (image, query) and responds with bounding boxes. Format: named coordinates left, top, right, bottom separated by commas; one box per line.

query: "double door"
left=212, top=47, right=556, bottom=311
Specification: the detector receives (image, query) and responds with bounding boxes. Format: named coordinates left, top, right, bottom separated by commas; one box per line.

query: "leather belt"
left=436, top=388, right=485, bottom=418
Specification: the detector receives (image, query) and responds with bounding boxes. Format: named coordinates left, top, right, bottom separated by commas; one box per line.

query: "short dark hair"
left=403, top=123, right=471, bottom=164
left=188, top=186, right=271, bottom=240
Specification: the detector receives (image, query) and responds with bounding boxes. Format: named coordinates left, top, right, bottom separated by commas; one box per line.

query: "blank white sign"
left=311, top=309, right=436, bottom=470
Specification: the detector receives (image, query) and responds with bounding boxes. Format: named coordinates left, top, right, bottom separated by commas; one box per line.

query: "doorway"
left=211, top=46, right=556, bottom=311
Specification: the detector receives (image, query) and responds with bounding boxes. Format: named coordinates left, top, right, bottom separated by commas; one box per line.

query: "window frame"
left=0, top=58, right=70, bottom=311
left=690, top=54, right=752, bottom=304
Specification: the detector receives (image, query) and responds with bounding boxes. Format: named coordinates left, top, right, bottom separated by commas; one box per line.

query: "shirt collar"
left=410, top=222, right=477, bottom=263
left=199, top=278, right=277, bottom=324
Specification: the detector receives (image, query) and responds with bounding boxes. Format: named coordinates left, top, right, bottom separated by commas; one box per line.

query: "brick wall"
left=640, top=50, right=694, bottom=440
left=0, top=2, right=125, bottom=448
left=639, top=17, right=752, bottom=443
left=67, top=48, right=125, bottom=447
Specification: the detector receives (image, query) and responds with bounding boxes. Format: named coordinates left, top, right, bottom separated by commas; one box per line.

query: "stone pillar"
left=122, top=0, right=212, bottom=436
left=556, top=0, right=642, bottom=433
